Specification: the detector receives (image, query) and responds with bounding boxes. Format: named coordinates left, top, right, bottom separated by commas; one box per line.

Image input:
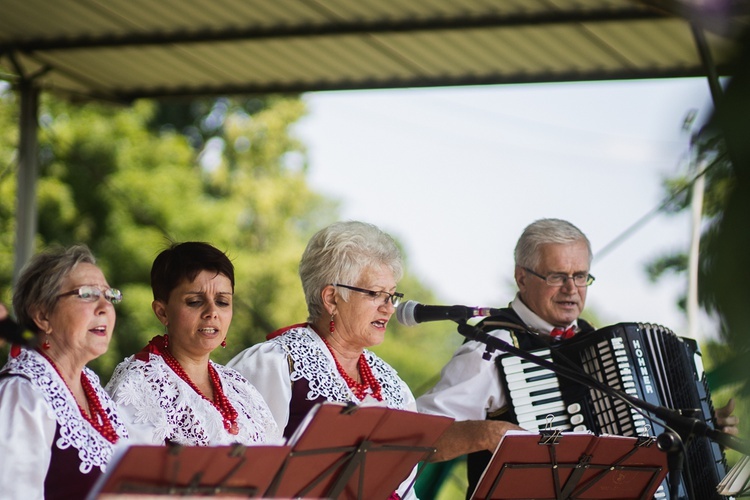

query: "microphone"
left=396, top=300, right=501, bottom=327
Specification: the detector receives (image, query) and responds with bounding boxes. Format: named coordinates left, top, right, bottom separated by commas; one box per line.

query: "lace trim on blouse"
left=2, top=348, right=128, bottom=473
left=273, top=326, right=406, bottom=409
left=106, top=354, right=279, bottom=446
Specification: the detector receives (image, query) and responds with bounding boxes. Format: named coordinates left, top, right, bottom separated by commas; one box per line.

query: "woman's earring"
left=329, top=314, right=335, bottom=333
left=42, top=331, right=51, bottom=350
left=221, top=339, right=227, bottom=348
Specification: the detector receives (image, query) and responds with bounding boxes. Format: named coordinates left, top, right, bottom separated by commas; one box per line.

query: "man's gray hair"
left=514, top=218, right=592, bottom=270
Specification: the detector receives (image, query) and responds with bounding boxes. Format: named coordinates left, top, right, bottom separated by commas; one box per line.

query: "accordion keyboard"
left=495, top=322, right=728, bottom=500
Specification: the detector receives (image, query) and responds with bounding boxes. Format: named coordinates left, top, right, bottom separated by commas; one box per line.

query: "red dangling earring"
left=329, top=315, right=335, bottom=333
left=42, top=331, right=51, bottom=350
left=221, top=339, right=227, bottom=348
left=163, top=333, right=169, bottom=347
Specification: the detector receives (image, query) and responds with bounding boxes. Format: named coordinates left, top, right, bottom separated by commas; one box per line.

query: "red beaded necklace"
left=319, top=335, right=382, bottom=401
left=39, top=351, right=119, bottom=444
left=157, top=336, right=240, bottom=435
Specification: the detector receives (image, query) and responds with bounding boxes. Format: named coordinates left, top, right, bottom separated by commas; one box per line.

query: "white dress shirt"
left=417, top=294, right=578, bottom=421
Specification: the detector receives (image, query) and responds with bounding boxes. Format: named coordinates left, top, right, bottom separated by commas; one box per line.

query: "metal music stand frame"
left=265, top=402, right=454, bottom=499
left=86, top=442, right=291, bottom=498
left=472, top=430, right=669, bottom=500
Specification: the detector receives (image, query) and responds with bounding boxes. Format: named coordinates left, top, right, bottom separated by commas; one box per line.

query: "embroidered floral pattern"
left=106, top=354, right=278, bottom=446
left=2, top=349, right=128, bottom=473
left=272, top=326, right=406, bottom=408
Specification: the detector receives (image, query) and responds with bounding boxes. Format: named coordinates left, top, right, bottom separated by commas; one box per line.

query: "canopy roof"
left=1, top=0, right=747, bottom=102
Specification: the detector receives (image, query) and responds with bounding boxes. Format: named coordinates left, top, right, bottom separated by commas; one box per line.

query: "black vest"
left=464, top=308, right=595, bottom=499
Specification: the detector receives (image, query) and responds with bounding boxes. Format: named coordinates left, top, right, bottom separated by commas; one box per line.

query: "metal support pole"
left=685, top=24, right=723, bottom=340
left=690, top=24, right=723, bottom=107
left=687, top=143, right=705, bottom=341
left=13, top=80, right=40, bottom=286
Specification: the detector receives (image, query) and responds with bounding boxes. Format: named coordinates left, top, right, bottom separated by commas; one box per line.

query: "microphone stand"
left=454, top=320, right=750, bottom=500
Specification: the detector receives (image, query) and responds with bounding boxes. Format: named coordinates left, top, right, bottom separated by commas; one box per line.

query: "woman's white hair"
left=299, top=220, right=403, bottom=322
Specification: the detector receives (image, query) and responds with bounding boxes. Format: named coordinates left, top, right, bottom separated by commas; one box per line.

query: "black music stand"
left=86, top=442, right=291, bottom=498
left=471, top=430, right=669, bottom=500
left=265, top=402, right=454, bottom=499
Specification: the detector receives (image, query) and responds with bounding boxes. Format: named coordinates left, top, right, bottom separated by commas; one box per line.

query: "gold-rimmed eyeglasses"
left=58, top=285, right=123, bottom=305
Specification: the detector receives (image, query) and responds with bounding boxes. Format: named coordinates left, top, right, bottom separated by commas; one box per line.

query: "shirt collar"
left=510, top=293, right=578, bottom=337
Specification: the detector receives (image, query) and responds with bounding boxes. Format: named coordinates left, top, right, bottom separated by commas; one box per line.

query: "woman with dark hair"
left=0, top=245, right=128, bottom=499
left=106, top=241, right=279, bottom=446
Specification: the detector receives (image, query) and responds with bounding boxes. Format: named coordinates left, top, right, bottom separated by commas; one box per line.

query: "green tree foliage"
left=0, top=91, right=323, bottom=375
left=0, top=89, right=461, bottom=394
left=646, top=126, right=749, bottom=453
left=0, top=88, right=18, bottom=304
left=701, top=32, right=750, bottom=401
left=645, top=60, right=750, bottom=461
left=646, top=124, right=731, bottom=294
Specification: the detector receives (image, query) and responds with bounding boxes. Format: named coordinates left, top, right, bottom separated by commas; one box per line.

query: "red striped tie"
left=550, top=327, right=575, bottom=340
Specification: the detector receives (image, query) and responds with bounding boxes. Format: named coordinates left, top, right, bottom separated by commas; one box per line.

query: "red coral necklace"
left=319, top=335, right=382, bottom=401
left=158, top=336, right=240, bottom=435
left=39, top=351, right=119, bottom=444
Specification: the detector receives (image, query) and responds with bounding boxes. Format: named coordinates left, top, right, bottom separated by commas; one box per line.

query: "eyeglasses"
left=58, top=285, right=123, bottom=305
left=332, top=284, right=404, bottom=307
left=523, top=267, right=595, bottom=287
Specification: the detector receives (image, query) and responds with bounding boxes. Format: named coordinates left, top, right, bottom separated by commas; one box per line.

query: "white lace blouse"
left=227, top=325, right=417, bottom=430
left=0, top=348, right=129, bottom=499
left=106, top=353, right=281, bottom=446
left=227, top=325, right=419, bottom=500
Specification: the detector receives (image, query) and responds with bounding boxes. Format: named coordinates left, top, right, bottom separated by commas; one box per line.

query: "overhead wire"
left=594, top=149, right=727, bottom=262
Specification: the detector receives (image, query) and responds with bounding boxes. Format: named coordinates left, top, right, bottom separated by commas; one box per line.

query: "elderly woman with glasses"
left=0, top=245, right=129, bottom=500
left=106, top=242, right=279, bottom=447
left=228, top=220, right=418, bottom=497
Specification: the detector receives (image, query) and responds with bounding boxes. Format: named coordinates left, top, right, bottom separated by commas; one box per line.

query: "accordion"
left=496, top=322, right=729, bottom=500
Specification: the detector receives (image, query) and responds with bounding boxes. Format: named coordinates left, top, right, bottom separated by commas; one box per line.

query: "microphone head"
left=396, top=300, right=419, bottom=327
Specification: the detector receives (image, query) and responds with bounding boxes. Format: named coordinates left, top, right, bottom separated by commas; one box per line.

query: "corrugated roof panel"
left=186, top=43, right=288, bottom=84
left=44, top=47, right=203, bottom=91
left=318, top=0, right=404, bottom=20
left=365, top=33, right=445, bottom=77
left=384, top=28, right=575, bottom=77
left=528, top=25, right=618, bottom=71
left=127, top=48, right=237, bottom=92
left=488, top=28, right=581, bottom=74
left=230, top=42, right=304, bottom=82
left=326, top=37, right=428, bottom=79
left=0, top=1, right=124, bottom=39
left=310, top=38, right=393, bottom=79
left=0, top=0, right=333, bottom=39
left=176, top=0, right=326, bottom=27
left=316, top=35, right=432, bottom=81
left=0, top=0, right=659, bottom=42
left=427, top=32, right=494, bottom=76
left=1, top=0, right=743, bottom=100
left=590, top=19, right=707, bottom=68
left=266, top=38, right=341, bottom=81
left=464, top=30, right=534, bottom=74
left=493, top=30, right=563, bottom=74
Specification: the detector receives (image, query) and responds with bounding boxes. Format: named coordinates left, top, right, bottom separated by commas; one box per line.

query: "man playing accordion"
left=417, top=218, right=739, bottom=498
